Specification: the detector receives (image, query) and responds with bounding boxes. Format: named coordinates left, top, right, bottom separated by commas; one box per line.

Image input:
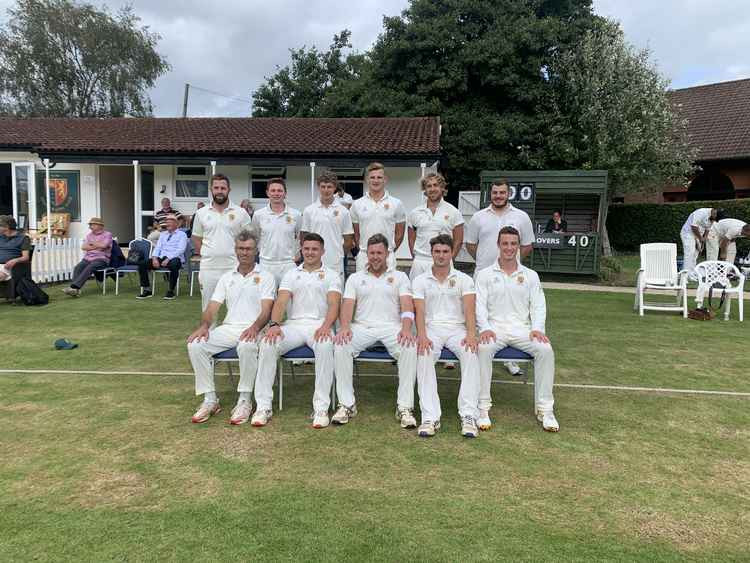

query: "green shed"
left=479, top=170, right=608, bottom=274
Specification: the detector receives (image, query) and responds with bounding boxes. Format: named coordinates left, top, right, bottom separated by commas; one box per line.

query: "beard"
left=491, top=199, right=508, bottom=210
left=213, top=192, right=228, bottom=204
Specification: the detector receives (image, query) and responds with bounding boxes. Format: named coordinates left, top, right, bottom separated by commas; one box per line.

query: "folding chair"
left=115, top=238, right=153, bottom=295
left=634, top=243, right=689, bottom=317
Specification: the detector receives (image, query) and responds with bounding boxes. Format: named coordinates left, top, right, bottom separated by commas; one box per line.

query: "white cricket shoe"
left=417, top=420, right=440, bottom=437
left=537, top=410, right=560, bottom=432
left=312, top=411, right=330, bottom=429
left=251, top=409, right=272, bottom=427
left=477, top=409, right=492, bottom=431
left=229, top=400, right=252, bottom=425
left=191, top=401, right=221, bottom=424
left=396, top=407, right=417, bottom=429
left=331, top=404, right=357, bottom=425
left=461, top=416, right=479, bottom=438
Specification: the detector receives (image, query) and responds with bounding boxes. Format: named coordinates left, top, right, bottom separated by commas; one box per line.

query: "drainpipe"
left=133, top=160, right=141, bottom=239
left=43, top=158, right=51, bottom=242
left=210, top=160, right=216, bottom=206
left=420, top=162, right=426, bottom=179
left=310, top=162, right=316, bottom=203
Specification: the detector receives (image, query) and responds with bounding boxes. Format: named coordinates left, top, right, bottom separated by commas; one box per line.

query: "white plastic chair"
left=634, top=243, right=689, bottom=317
left=694, top=260, right=745, bottom=321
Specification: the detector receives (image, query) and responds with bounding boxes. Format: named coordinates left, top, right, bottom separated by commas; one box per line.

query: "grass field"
left=1, top=279, right=749, bottom=561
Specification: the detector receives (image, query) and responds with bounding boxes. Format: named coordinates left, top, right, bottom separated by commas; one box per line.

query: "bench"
left=211, top=343, right=533, bottom=411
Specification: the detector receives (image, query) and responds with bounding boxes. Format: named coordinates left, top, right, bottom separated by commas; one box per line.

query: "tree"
left=0, top=0, right=170, bottom=117
left=252, top=30, right=354, bottom=117
left=544, top=18, right=696, bottom=254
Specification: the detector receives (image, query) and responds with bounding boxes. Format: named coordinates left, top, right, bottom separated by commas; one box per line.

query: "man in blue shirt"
left=137, top=214, right=187, bottom=300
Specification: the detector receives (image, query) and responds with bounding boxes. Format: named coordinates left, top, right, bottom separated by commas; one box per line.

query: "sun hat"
left=88, top=217, right=105, bottom=226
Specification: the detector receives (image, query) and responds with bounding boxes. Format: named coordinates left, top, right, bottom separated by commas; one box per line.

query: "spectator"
left=147, top=221, right=161, bottom=244
left=62, top=217, right=112, bottom=297
left=544, top=210, right=567, bottom=233
left=334, top=185, right=353, bottom=209
left=0, top=215, right=31, bottom=283
left=137, top=214, right=187, bottom=300
left=154, top=198, right=182, bottom=230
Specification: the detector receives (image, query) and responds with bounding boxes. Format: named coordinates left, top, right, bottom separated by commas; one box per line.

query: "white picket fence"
left=30, top=237, right=84, bottom=283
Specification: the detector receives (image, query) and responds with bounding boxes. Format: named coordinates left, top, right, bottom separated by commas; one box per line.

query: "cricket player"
left=475, top=226, right=559, bottom=433
left=413, top=234, right=480, bottom=438
left=407, top=172, right=464, bottom=281
left=186, top=230, right=275, bottom=424
left=465, top=178, right=534, bottom=377
left=333, top=234, right=418, bottom=427
left=709, top=218, right=750, bottom=264
left=251, top=177, right=302, bottom=287
left=679, top=207, right=725, bottom=273
left=250, top=233, right=342, bottom=428
left=301, top=170, right=355, bottom=277
left=350, top=162, right=407, bottom=271
left=190, top=173, right=252, bottom=312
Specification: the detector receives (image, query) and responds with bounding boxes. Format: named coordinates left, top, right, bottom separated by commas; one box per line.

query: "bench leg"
left=279, top=360, right=283, bottom=411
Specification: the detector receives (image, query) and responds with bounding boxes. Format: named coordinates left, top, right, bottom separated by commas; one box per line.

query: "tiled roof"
left=670, top=78, right=750, bottom=161
left=0, top=116, right=441, bottom=157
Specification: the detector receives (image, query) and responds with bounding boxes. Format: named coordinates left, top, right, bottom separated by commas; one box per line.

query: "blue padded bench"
left=211, top=343, right=534, bottom=410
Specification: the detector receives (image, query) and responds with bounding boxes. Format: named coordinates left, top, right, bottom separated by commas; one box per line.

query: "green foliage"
left=597, top=255, right=623, bottom=283
left=607, top=200, right=750, bottom=254
left=545, top=19, right=696, bottom=197
left=0, top=0, right=169, bottom=117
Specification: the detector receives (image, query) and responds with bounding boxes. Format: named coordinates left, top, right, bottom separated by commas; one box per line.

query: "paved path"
left=542, top=282, right=704, bottom=297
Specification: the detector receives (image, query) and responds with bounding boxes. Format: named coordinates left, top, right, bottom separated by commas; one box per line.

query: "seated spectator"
left=544, top=210, right=567, bottom=233
left=0, top=215, right=31, bottom=285
left=137, top=214, right=187, bottom=300
left=62, top=217, right=113, bottom=297
left=154, top=198, right=182, bottom=231
left=147, top=221, right=161, bottom=244
left=240, top=199, right=255, bottom=219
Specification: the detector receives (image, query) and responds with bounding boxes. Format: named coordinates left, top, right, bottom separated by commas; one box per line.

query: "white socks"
left=238, top=392, right=252, bottom=403
left=204, top=391, right=217, bottom=404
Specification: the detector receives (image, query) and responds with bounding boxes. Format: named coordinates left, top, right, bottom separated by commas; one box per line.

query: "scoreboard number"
left=567, top=235, right=589, bottom=247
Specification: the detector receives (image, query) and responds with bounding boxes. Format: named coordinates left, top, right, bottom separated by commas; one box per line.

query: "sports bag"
left=15, top=277, right=49, bottom=306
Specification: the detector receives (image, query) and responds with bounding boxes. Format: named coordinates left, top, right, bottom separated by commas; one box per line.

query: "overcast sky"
left=1, top=0, right=748, bottom=117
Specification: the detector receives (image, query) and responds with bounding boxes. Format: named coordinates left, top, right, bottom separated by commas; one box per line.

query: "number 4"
left=568, top=235, right=576, bottom=246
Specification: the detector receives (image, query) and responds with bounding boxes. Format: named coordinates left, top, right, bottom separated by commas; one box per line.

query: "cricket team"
left=187, top=164, right=560, bottom=438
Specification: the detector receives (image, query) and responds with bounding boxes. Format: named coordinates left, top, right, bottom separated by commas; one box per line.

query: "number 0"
left=580, top=235, right=589, bottom=247
left=520, top=186, right=532, bottom=201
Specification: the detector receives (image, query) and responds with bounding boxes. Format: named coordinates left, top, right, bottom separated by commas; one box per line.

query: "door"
left=99, top=165, right=135, bottom=242
left=11, top=162, right=35, bottom=230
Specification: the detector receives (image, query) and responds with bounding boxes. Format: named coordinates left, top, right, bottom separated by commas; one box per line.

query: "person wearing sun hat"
left=62, top=217, right=113, bottom=297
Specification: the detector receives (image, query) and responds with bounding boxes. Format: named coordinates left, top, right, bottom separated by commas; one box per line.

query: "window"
left=175, top=166, right=208, bottom=198
left=250, top=166, right=286, bottom=199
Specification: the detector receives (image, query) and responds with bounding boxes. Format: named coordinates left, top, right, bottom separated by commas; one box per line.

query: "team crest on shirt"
left=253, top=276, right=261, bottom=284
left=286, top=215, right=293, bottom=224
left=387, top=276, right=394, bottom=284
left=444, top=214, right=450, bottom=221
left=229, top=213, right=235, bottom=221
left=449, top=279, right=456, bottom=288
left=318, top=272, right=325, bottom=280
left=517, top=275, right=524, bottom=284
left=384, top=203, right=390, bottom=210
left=333, top=210, right=339, bottom=217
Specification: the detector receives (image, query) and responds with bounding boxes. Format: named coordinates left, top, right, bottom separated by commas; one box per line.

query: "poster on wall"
left=36, top=170, right=81, bottom=222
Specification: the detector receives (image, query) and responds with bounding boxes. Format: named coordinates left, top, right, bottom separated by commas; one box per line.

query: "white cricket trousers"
left=477, top=324, right=555, bottom=413
left=355, top=251, right=397, bottom=272
left=705, top=224, right=719, bottom=262
left=254, top=320, right=335, bottom=412
left=198, top=268, right=231, bottom=312
left=707, top=239, right=736, bottom=264
left=416, top=325, right=480, bottom=422
left=681, top=232, right=700, bottom=274
left=260, top=260, right=296, bottom=289
left=333, top=323, right=417, bottom=409
left=187, top=324, right=259, bottom=396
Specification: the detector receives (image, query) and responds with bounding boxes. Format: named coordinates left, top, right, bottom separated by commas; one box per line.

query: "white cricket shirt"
left=301, top=200, right=354, bottom=271
left=350, top=190, right=407, bottom=252
left=191, top=203, right=252, bottom=270
left=408, top=199, right=464, bottom=259
left=464, top=204, right=535, bottom=272
left=252, top=204, right=302, bottom=263
left=475, top=263, right=546, bottom=333
left=412, top=268, right=475, bottom=327
left=680, top=208, right=713, bottom=236
left=343, top=267, right=412, bottom=327
left=279, top=263, right=342, bottom=322
left=211, top=266, right=276, bottom=326
left=715, top=218, right=747, bottom=240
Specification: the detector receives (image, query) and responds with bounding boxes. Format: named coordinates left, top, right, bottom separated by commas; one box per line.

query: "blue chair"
left=115, top=238, right=153, bottom=295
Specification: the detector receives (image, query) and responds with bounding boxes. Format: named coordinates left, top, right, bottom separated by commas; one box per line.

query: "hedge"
left=606, top=199, right=750, bottom=256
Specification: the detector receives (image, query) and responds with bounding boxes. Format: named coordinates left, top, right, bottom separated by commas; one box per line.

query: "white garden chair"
left=634, top=243, right=689, bottom=317
left=694, top=260, right=745, bottom=321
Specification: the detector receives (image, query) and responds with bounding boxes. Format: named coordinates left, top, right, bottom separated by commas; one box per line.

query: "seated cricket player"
left=333, top=233, right=418, bottom=427
left=475, top=226, right=559, bottom=432
left=251, top=233, right=342, bottom=428
left=413, top=234, right=481, bottom=438
left=186, top=230, right=275, bottom=424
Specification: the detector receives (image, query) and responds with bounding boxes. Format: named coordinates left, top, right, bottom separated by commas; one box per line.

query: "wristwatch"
left=268, top=321, right=280, bottom=328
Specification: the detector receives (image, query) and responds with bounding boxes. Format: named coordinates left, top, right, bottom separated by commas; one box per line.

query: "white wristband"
left=400, top=312, right=415, bottom=320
